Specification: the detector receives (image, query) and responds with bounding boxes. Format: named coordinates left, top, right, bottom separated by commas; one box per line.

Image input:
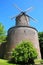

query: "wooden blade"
left=13, top=4, right=23, bottom=12
left=25, top=7, right=33, bottom=13
left=29, top=15, right=38, bottom=22
left=10, top=16, right=16, bottom=20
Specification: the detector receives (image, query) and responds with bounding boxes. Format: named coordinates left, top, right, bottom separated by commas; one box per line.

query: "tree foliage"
left=38, top=32, right=43, bottom=43
left=38, top=32, right=43, bottom=59
left=0, top=23, right=6, bottom=43
left=10, top=41, right=38, bottom=64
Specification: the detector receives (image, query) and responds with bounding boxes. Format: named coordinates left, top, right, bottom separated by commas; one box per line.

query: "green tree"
left=10, top=41, right=38, bottom=64
left=38, top=32, right=43, bottom=59
left=38, top=32, right=43, bottom=43
left=0, top=23, right=6, bottom=43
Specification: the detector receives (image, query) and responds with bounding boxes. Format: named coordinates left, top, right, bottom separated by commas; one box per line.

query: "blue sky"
left=0, top=0, right=43, bottom=32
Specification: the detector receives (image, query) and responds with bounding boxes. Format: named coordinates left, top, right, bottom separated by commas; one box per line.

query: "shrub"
left=10, top=41, right=38, bottom=64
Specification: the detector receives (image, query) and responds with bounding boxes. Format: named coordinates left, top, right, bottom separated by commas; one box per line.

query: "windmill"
left=4, top=4, right=41, bottom=59
left=11, top=4, right=37, bottom=23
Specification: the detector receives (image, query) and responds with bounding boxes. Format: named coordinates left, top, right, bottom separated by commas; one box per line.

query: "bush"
left=10, top=41, right=38, bottom=64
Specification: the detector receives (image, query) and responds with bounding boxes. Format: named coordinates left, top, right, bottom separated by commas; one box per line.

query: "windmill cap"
left=16, top=12, right=29, bottom=19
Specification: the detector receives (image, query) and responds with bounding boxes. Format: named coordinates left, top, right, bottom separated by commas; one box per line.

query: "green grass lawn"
left=0, top=59, right=43, bottom=65
left=34, top=59, right=43, bottom=64
left=0, top=59, right=16, bottom=65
